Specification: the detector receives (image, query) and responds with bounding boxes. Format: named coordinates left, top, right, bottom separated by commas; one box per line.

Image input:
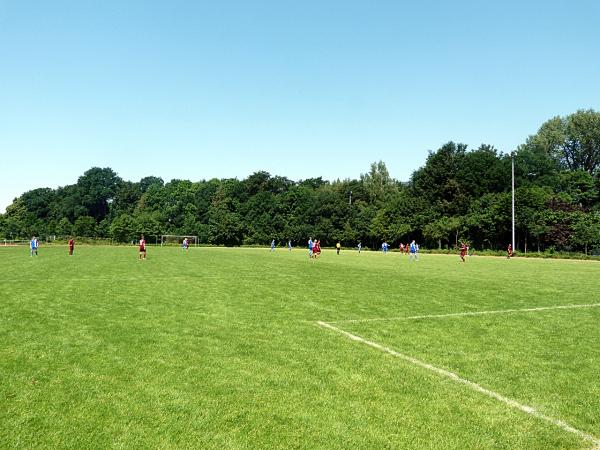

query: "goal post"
left=160, top=235, right=198, bottom=247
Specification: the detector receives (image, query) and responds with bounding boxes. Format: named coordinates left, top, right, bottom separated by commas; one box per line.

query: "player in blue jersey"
left=409, top=240, right=418, bottom=261
left=288, top=240, right=292, bottom=251
left=30, top=236, right=38, bottom=256
left=270, top=239, right=276, bottom=252
left=308, top=237, right=313, bottom=257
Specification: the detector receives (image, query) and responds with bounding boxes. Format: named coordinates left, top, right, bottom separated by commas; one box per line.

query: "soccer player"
left=409, top=240, right=418, bottom=261
left=182, top=237, right=189, bottom=252
left=311, top=239, right=318, bottom=258
left=357, top=241, right=362, bottom=253
left=308, top=237, right=313, bottom=258
left=399, top=243, right=405, bottom=254
left=271, top=239, right=276, bottom=252
left=288, top=240, right=292, bottom=251
left=30, top=236, right=38, bottom=257
left=336, top=241, right=341, bottom=255
left=459, top=241, right=467, bottom=262
left=507, top=243, right=513, bottom=259
left=68, top=237, right=75, bottom=256
left=139, top=235, right=146, bottom=260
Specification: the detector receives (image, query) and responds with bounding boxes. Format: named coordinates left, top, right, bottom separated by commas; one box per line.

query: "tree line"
left=2, top=109, right=600, bottom=253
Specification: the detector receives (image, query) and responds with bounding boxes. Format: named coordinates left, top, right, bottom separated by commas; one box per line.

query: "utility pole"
left=512, top=153, right=515, bottom=253
left=349, top=190, right=352, bottom=205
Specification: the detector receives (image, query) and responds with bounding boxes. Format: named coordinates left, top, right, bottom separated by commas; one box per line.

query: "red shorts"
left=140, top=246, right=146, bottom=252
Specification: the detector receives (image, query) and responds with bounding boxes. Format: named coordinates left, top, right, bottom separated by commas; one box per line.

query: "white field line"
left=331, top=302, right=600, bottom=324
left=317, top=320, right=600, bottom=448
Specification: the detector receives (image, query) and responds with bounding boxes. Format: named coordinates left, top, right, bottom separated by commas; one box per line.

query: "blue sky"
left=1, top=0, right=599, bottom=212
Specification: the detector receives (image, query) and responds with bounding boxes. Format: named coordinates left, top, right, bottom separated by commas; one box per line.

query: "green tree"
left=2, top=199, right=31, bottom=238
left=515, top=186, right=552, bottom=253
left=110, top=214, right=138, bottom=243
left=207, top=183, right=243, bottom=246
left=56, top=218, right=73, bottom=237
left=571, top=212, right=600, bottom=255
left=77, top=167, right=122, bottom=220
left=136, top=213, right=162, bottom=237
left=557, top=170, right=598, bottom=208
left=525, top=109, right=600, bottom=174
left=361, top=161, right=397, bottom=204
left=411, top=142, right=469, bottom=216
left=423, top=217, right=461, bottom=249
left=465, top=193, right=511, bottom=249
left=73, top=216, right=96, bottom=237
left=139, top=176, right=164, bottom=193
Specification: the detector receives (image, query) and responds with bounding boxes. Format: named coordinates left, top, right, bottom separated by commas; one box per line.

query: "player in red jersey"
left=399, top=243, right=405, bottom=254
left=311, top=239, right=321, bottom=258
left=507, top=243, right=513, bottom=259
left=460, top=242, right=467, bottom=262
left=139, top=235, right=146, bottom=260
left=68, top=237, right=75, bottom=256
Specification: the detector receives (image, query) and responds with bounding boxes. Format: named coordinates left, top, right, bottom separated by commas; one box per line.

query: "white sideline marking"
left=331, top=302, right=600, bottom=324
left=317, top=321, right=600, bottom=447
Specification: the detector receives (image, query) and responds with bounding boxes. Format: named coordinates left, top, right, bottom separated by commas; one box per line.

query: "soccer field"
left=1, top=246, right=599, bottom=449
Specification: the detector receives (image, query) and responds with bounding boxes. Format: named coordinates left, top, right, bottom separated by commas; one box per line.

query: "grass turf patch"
left=1, top=246, right=599, bottom=448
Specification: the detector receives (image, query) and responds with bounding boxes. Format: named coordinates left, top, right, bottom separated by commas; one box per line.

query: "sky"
left=1, top=0, right=599, bottom=212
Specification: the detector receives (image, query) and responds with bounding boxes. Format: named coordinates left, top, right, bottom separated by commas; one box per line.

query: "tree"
left=461, top=145, right=509, bottom=197
left=465, top=193, right=511, bottom=249
left=2, top=199, right=31, bottom=238
left=557, top=170, right=598, bottom=208
left=113, top=181, right=142, bottom=215
left=423, top=217, right=461, bottom=249
left=411, top=142, right=469, bottom=216
left=56, top=218, right=73, bottom=237
left=77, top=167, right=122, bottom=220
left=515, top=186, right=552, bottom=252
left=571, top=213, right=600, bottom=255
left=525, top=109, right=600, bottom=175
left=139, top=176, right=164, bottom=193
left=20, top=188, right=56, bottom=220
left=110, top=214, right=138, bottom=242
left=361, top=161, right=397, bottom=204
left=207, top=183, right=243, bottom=246
left=544, top=197, right=579, bottom=249
left=136, top=213, right=162, bottom=237
left=73, top=216, right=96, bottom=237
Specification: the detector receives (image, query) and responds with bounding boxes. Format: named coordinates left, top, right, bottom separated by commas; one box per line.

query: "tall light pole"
left=349, top=190, right=352, bottom=205
left=511, top=152, right=515, bottom=253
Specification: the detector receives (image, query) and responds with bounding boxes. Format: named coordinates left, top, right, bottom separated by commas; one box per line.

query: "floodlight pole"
left=511, top=153, right=515, bottom=252
left=349, top=190, right=352, bottom=205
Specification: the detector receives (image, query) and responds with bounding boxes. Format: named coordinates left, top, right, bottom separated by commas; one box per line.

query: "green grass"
left=1, top=246, right=599, bottom=449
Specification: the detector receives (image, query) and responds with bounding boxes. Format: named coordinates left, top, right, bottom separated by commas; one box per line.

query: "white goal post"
left=160, top=235, right=198, bottom=247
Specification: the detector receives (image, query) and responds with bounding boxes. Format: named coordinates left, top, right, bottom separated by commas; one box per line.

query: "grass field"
left=1, top=245, right=600, bottom=449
